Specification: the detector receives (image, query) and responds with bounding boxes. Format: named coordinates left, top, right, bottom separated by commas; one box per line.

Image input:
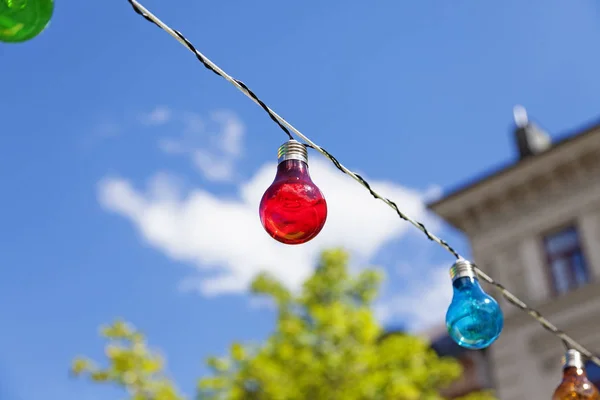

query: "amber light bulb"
left=259, top=140, right=327, bottom=245
left=552, top=349, right=599, bottom=400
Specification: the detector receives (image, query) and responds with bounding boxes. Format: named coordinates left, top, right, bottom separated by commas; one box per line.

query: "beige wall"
left=487, top=286, right=600, bottom=400
left=468, top=167, right=600, bottom=400
left=428, top=126, right=600, bottom=400
left=472, top=197, right=600, bottom=310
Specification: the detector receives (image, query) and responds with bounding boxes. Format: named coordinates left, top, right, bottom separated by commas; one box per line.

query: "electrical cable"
left=126, top=0, right=600, bottom=367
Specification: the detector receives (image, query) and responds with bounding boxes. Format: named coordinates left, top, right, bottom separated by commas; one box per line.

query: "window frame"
left=542, top=224, right=590, bottom=296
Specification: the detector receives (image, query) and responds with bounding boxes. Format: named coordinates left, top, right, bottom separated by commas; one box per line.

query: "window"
left=543, top=226, right=590, bottom=295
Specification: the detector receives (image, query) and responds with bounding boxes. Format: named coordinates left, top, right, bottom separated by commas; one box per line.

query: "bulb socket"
left=277, top=140, right=308, bottom=164
left=449, top=259, right=477, bottom=281
left=563, top=349, right=585, bottom=369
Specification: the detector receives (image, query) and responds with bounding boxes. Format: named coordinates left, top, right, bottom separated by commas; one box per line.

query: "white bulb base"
left=277, top=139, right=308, bottom=164
left=563, top=349, right=585, bottom=369
left=449, top=259, right=477, bottom=281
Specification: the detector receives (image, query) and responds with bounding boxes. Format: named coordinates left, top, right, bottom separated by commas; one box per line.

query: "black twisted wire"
left=304, top=144, right=461, bottom=259
left=127, top=0, right=293, bottom=141
left=126, top=0, right=600, bottom=366
left=127, top=0, right=458, bottom=261
left=472, top=267, right=600, bottom=365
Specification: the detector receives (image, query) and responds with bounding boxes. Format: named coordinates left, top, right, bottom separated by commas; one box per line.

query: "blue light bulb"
left=445, top=259, right=503, bottom=350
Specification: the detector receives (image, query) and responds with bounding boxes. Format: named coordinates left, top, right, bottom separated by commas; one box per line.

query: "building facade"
left=421, top=324, right=494, bottom=399
left=427, top=110, right=600, bottom=400
left=381, top=325, right=494, bottom=398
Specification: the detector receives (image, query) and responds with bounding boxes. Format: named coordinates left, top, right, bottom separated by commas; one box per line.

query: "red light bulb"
left=259, top=140, right=327, bottom=245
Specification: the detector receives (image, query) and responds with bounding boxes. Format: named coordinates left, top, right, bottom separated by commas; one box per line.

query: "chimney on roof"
left=512, top=105, right=552, bottom=160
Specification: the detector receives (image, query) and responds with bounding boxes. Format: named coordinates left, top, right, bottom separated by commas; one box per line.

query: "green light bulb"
left=0, top=0, right=54, bottom=43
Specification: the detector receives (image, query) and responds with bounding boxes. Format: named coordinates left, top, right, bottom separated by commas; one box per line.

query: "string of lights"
left=126, top=0, right=600, bottom=367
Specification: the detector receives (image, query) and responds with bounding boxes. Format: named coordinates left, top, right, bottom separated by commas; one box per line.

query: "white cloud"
left=100, top=107, right=450, bottom=330
left=375, top=263, right=453, bottom=332
left=141, top=106, right=172, bottom=126
left=98, top=157, right=440, bottom=298
left=157, top=110, right=245, bottom=183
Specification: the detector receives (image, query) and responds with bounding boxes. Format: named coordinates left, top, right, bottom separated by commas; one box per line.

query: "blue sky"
left=2, top=0, right=600, bottom=398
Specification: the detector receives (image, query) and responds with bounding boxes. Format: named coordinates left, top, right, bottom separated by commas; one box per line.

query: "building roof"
left=430, top=334, right=467, bottom=358
left=380, top=326, right=469, bottom=358
left=426, top=118, right=600, bottom=211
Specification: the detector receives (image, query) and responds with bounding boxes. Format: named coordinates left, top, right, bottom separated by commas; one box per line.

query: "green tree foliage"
left=71, top=320, right=184, bottom=400
left=72, top=248, right=497, bottom=400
